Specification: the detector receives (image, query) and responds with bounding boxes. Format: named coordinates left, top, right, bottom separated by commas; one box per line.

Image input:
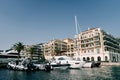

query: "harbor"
left=0, top=58, right=120, bottom=80
left=0, top=0, right=120, bottom=80
left=0, top=65, right=120, bottom=80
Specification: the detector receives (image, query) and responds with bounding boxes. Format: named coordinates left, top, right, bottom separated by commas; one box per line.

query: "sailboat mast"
left=75, top=16, right=78, bottom=34
left=74, top=16, right=80, bottom=55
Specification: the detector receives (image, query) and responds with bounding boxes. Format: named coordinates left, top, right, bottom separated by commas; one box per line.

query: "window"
left=97, top=48, right=100, bottom=53
left=104, top=48, right=107, bottom=51
left=97, top=56, right=101, bottom=61
left=91, top=57, right=94, bottom=61
left=87, top=57, right=90, bottom=61
left=92, top=34, right=93, bottom=36
left=84, top=50, right=86, bottom=53
left=88, top=50, right=89, bottom=53
left=91, top=38, right=93, bottom=42
left=105, top=56, right=108, bottom=62
left=86, top=44, right=88, bottom=47
left=96, top=42, right=100, bottom=46
left=81, top=37, right=83, bottom=39
left=91, top=49, right=94, bottom=53
left=83, top=57, right=86, bottom=61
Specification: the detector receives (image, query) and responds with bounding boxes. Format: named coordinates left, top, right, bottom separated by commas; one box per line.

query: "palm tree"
left=13, top=42, right=24, bottom=60
left=26, top=45, right=45, bottom=62
left=27, top=46, right=35, bottom=60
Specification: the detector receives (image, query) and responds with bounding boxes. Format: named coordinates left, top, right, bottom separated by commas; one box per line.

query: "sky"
left=0, top=0, right=120, bottom=50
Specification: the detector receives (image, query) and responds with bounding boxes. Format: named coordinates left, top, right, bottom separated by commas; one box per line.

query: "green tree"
left=26, top=44, right=45, bottom=62
left=13, top=42, right=24, bottom=60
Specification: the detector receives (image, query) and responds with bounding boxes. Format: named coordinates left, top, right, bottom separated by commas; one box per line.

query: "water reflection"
left=110, top=66, right=120, bottom=80
left=0, top=66, right=120, bottom=80
left=67, top=66, right=114, bottom=80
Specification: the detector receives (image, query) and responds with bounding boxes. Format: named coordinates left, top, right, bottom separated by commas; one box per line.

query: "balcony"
left=104, top=40, right=119, bottom=47
left=103, top=35, right=119, bottom=44
left=94, top=39, right=100, bottom=42
left=104, top=41, right=119, bottom=49
left=104, top=45, right=119, bottom=51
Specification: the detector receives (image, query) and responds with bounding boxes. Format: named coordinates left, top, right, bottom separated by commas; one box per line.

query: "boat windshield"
left=58, top=57, right=66, bottom=60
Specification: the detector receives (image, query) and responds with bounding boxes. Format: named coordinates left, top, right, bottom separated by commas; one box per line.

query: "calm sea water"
left=0, top=66, right=120, bottom=80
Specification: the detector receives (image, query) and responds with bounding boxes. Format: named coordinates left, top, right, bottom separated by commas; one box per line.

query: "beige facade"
left=43, top=38, right=75, bottom=60
left=75, top=28, right=120, bottom=62
left=62, top=38, right=74, bottom=56
left=43, top=39, right=67, bottom=56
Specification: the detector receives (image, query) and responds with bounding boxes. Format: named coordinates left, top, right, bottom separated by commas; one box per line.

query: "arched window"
left=105, top=56, right=108, bottom=62
left=83, top=57, right=86, bottom=61
left=112, top=56, right=116, bottom=62
left=91, top=57, right=94, bottom=61
left=97, top=56, right=101, bottom=61
left=87, top=57, right=90, bottom=61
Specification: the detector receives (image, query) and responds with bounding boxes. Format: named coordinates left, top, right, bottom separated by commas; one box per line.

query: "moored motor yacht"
left=50, top=58, right=70, bottom=69
left=50, top=56, right=85, bottom=69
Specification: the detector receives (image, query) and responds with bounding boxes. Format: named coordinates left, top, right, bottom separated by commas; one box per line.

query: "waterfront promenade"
left=101, top=62, right=120, bottom=66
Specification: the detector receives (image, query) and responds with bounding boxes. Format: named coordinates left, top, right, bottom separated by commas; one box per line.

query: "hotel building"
left=24, top=44, right=44, bottom=61
left=62, top=38, right=74, bottom=56
left=43, top=39, right=67, bottom=60
left=43, top=38, right=75, bottom=60
left=74, top=28, right=120, bottom=62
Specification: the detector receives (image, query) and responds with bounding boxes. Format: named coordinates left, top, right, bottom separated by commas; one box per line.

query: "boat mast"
left=75, top=16, right=78, bottom=35
left=74, top=16, right=80, bottom=55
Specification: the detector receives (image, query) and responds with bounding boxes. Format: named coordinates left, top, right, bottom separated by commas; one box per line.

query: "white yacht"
left=50, top=56, right=85, bottom=69
left=50, top=56, right=70, bottom=69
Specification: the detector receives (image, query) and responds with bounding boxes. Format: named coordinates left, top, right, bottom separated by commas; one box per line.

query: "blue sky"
left=0, top=0, right=120, bottom=50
